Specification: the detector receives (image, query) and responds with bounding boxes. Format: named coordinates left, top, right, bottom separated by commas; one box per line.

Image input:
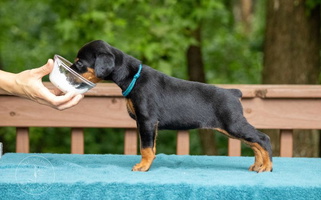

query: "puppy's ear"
left=94, top=53, right=115, bottom=79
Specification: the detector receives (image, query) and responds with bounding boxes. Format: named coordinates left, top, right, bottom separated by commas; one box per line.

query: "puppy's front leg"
left=132, top=148, right=155, bottom=172
left=132, top=122, right=157, bottom=172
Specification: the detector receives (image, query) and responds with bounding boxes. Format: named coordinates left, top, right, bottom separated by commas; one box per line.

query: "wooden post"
left=124, top=129, right=137, bottom=155
left=176, top=131, right=190, bottom=155
left=71, top=128, right=84, bottom=154
left=280, top=129, right=293, bottom=157
left=228, top=138, right=241, bottom=156
left=16, top=127, right=29, bottom=153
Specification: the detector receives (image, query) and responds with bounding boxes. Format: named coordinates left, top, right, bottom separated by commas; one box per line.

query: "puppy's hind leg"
left=224, top=119, right=273, bottom=173
left=132, top=121, right=158, bottom=172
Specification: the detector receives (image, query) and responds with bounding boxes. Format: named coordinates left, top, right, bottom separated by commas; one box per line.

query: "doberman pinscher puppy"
left=70, top=40, right=273, bottom=173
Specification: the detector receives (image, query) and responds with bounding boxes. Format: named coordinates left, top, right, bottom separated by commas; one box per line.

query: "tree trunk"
left=187, top=26, right=216, bottom=155
left=231, top=0, right=253, bottom=35
left=240, top=0, right=252, bottom=34
left=263, top=0, right=320, bottom=157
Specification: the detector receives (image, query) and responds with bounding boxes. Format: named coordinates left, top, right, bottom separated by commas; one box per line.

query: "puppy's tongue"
left=81, top=68, right=101, bottom=83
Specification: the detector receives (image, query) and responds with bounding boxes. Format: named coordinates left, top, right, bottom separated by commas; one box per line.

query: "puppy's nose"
left=70, top=62, right=87, bottom=74
left=69, top=63, right=78, bottom=72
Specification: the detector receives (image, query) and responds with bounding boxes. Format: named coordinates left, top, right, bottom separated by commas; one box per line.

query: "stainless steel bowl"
left=49, top=55, right=96, bottom=94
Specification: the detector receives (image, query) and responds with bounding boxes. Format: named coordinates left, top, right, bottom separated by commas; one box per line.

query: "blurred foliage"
left=0, top=0, right=266, bottom=156
left=306, top=0, right=321, bottom=10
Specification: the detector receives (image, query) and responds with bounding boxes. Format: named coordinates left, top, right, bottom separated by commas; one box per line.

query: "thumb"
left=32, top=59, right=54, bottom=78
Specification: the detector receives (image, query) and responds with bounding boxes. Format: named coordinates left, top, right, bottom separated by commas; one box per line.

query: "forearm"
left=0, top=70, right=18, bottom=95
left=0, top=60, right=83, bottom=110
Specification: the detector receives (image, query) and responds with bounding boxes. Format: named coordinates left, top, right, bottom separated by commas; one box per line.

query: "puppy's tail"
left=228, top=89, right=242, bottom=98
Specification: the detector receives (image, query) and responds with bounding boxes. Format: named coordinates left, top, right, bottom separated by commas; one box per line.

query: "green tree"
left=263, top=0, right=321, bottom=157
left=0, top=0, right=268, bottom=155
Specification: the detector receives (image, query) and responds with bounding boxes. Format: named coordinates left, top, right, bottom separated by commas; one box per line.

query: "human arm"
left=0, top=59, right=83, bottom=110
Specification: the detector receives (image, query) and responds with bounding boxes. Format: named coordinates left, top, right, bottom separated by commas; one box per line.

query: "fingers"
left=31, top=59, right=54, bottom=78
left=43, top=90, right=84, bottom=110
left=37, top=85, right=84, bottom=110
left=52, top=87, right=63, bottom=96
left=31, top=59, right=84, bottom=110
left=56, top=94, right=84, bottom=110
left=12, top=58, right=84, bottom=110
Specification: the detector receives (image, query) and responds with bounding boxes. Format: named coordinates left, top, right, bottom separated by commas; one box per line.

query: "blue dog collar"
left=122, top=64, right=143, bottom=97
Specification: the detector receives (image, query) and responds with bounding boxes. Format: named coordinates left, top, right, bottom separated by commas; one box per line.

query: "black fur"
left=71, top=40, right=273, bottom=171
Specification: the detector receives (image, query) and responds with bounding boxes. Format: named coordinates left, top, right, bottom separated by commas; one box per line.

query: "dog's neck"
left=109, top=54, right=142, bottom=95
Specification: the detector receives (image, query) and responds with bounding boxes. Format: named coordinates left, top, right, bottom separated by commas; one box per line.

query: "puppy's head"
left=70, top=40, right=116, bottom=83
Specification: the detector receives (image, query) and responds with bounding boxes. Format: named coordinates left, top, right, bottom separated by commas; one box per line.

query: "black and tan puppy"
left=71, top=40, right=273, bottom=173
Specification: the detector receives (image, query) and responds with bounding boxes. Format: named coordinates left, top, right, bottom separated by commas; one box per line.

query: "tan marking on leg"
left=214, top=128, right=272, bottom=172
left=256, top=143, right=273, bottom=172
left=247, top=143, right=263, bottom=172
left=126, top=99, right=136, bottom=117
left=153, top=136, right=157, bottom=155
left=246, top=142, right=272, bottom=173
left=132, top=147, right=155, bottom=172
left=153, top=122, right=159, bottom=154
left=153, top=146, right=157, bottom=155
left=214, top=128, right=237, bottom=139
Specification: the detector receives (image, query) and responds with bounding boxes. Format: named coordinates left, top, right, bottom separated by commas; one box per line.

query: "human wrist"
left=0, top=70, right=18, bottom=95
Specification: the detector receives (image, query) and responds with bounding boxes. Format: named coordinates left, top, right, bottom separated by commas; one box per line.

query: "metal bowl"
left=49, top=55, right=96, bottom=94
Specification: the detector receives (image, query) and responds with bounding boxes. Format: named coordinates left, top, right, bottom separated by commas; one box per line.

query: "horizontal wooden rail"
left=1, top=83, right=321, bottom=156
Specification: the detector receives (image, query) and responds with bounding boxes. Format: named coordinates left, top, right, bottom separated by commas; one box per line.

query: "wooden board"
left=0, top=96, right=136, bottom=128
left=242, top=98, right=321, bottom=129
left=1, top=83, right=321, bottom=129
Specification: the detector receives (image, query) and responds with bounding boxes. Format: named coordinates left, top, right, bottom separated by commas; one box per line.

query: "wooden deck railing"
left=1, top=83, right=321, bottom=157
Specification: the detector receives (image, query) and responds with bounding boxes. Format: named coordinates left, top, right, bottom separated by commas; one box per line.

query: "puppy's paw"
left=249, top=163, right=262, bottom=172
left=249, top=162, right=273, bottom=173
left=132, top=163, right=151, bottom=172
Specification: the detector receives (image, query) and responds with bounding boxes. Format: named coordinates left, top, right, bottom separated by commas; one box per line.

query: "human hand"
left=12, top=59, right=84, bottom=110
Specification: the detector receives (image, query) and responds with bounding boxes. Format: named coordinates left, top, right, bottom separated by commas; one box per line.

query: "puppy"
left=71, top=40, right=273, bottom=173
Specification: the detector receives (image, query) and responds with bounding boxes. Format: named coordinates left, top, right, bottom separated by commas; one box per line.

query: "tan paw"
left=132, top=163, right=151, bottom=172
left=249, top=163, right=262, bottom=172
left=249, top=162, right=273, bottom=173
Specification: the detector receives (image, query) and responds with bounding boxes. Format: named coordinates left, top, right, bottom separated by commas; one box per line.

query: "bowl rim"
left=54, top=54, right=96, bottom=87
